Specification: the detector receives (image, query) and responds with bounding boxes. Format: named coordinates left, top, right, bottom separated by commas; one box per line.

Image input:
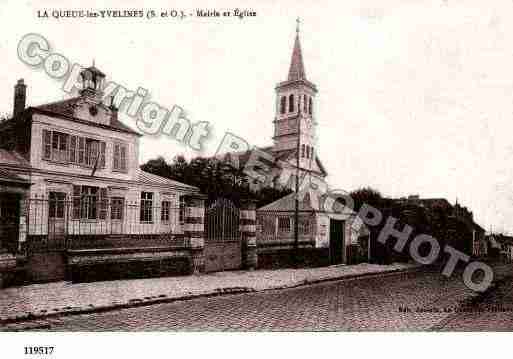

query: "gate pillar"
left=183, top=194, right=207, bottom=274
left=240, top=199, right=257, bottom=270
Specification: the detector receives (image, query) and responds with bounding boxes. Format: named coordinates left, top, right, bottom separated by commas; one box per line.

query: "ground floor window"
left=299, top=217, right=310, bottom=234
left=278, top=216, right=291, bottom=233
left=161, top=200, right=170, bottom=222
left=111, top=197, right=124, bottom=220
left=140, top=192, right=153, bottom=223
left=49, top=192, right=66, bottom=219
left=179, top=196, right=186, bottom=224
left=72, top=185, right=107, bottom=220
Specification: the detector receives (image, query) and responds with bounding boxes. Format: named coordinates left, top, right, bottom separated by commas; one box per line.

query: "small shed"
left=256, top=192, right=370, bottom=268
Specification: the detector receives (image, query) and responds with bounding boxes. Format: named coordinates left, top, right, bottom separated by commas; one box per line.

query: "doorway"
left=329, top=219, right=344, bottom=265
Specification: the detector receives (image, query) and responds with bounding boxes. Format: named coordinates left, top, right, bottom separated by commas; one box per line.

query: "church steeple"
left=288, top=18, right=307, bottom=81
left=273, top=20, right=318, bottom=169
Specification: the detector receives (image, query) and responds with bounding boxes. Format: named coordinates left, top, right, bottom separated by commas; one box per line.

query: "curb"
left=0, top=266, right=421, bottom=330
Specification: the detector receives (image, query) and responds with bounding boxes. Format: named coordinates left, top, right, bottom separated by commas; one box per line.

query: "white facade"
left=1, top=66, right=199, bottom=240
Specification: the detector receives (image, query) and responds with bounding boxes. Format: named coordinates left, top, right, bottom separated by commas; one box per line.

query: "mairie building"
left=0, top=65, right=202, bottom=284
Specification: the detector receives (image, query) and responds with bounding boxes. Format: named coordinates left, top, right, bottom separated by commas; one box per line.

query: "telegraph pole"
left=293, top=18, right=302, bottom=267
left=294, top=108, right=300, bottom=267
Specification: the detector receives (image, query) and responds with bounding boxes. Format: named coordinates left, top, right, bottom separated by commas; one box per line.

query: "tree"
left=141, top=155, right=264, bottom=205
left=349, top=187, right=385, bottom=212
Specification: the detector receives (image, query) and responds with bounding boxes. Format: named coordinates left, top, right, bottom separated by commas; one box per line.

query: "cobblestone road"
left=438, top=272, right=513, bottom=331
left=18, top=265, right=511, bottom=331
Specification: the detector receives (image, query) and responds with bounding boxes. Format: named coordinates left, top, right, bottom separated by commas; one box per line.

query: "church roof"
left=258, top=191, right=354, bottom=215
left=259, top=192, right=316, bottom=212
left=32, top=97, right=140, bottom=136
left=288, top=31, right=307, bottom=81
left=220, top=145, right=327, bottom=177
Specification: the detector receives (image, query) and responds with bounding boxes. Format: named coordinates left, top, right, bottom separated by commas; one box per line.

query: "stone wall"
left=257, top=247, right=330, bottom=269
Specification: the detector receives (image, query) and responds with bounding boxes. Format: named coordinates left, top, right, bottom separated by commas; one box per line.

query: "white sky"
left=1, top=0, right=513, bottom=233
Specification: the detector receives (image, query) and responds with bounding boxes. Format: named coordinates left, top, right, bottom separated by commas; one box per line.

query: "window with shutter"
left=42, top=130, right=51, bottom=159
left=72, top=185, right=81, bottom=219
left=51, top=132, right=69, bottom=162
left=113, top=144, right=120, bottom=170
left=78, top=137, right=85, bottom=164
left=99, top=188, right=107, bottom=219
left=99, top=142, right=106, bottom=168
left=113, top=143, right=128, bottom=172
left=69, top=136, right=77, bottom=163
left=120, top=145, right=127, bottom=171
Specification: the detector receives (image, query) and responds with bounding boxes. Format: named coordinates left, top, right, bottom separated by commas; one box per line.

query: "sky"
left=1, top=0, right=513, bottom=233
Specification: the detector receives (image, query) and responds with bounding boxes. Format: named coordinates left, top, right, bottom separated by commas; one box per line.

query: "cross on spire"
left=296, top=17, right=301, bottom=34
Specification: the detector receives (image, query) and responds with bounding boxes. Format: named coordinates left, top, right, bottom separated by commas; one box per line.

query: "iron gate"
left=204, top=198, right=242, bottom=272
left=0, top=193, right=20, bottom=254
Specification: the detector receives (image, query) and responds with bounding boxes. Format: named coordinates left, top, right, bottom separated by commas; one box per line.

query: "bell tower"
left=79, top=61, right=106, bottom=102
left=273, top=20, right=318, bottom=170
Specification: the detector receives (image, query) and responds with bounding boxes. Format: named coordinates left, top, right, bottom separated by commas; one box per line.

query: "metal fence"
left=256, top=211, right=316, bottom=244
left=22, top=196, right=187, bottom=251
left=205, top=198, right=240, bottom=243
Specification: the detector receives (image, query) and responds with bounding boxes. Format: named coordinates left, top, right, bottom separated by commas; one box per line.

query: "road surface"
left=19, top=265, right=512, bottom=331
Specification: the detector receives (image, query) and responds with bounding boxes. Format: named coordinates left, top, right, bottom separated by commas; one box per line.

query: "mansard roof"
left=31, top=97, right=140, bottom=136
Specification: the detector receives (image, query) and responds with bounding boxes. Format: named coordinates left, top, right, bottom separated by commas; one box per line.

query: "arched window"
left=305, top=145, right=310, bottom=159
left=289, top=94, right=294, bottom=113
left=304, top=95, right=307, bottom=113
left=280, top=96, right=286, bottom=115
left=301, top=144, right=305, bottom=158
left=310, top=146, right=314, bottom=158
left=309, top=97, right=313, bottom=115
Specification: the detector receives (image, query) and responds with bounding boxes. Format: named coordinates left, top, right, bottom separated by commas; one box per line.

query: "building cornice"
left=0, top=164, right=199, bottom=193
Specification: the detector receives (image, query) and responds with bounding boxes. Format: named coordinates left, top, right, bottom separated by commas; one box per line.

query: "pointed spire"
left=288, top=18, right=307, bottom=81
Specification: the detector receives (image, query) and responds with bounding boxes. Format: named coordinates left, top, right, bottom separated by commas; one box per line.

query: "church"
left=252, top=23, right=371, bottom=268
left=235, top=23, right=328, bottom=192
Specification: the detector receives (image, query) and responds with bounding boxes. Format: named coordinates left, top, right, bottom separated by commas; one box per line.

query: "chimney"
left=13, top=79, right=26, bottom=117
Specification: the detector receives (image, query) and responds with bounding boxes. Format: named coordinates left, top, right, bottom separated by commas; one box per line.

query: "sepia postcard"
left=0, top=0, right=512, bottom=357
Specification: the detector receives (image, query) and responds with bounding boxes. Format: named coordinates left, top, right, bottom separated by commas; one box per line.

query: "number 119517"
left=24, top=346, right=54, bottom=355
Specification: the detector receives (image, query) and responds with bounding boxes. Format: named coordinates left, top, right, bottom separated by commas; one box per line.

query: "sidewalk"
left=0, top=263, right=418, bottom=324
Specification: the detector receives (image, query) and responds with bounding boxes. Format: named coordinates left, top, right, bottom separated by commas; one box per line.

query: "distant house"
left=0, top=66, right=200, bottom=283
left=486, top=234, right=513, bottom=262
